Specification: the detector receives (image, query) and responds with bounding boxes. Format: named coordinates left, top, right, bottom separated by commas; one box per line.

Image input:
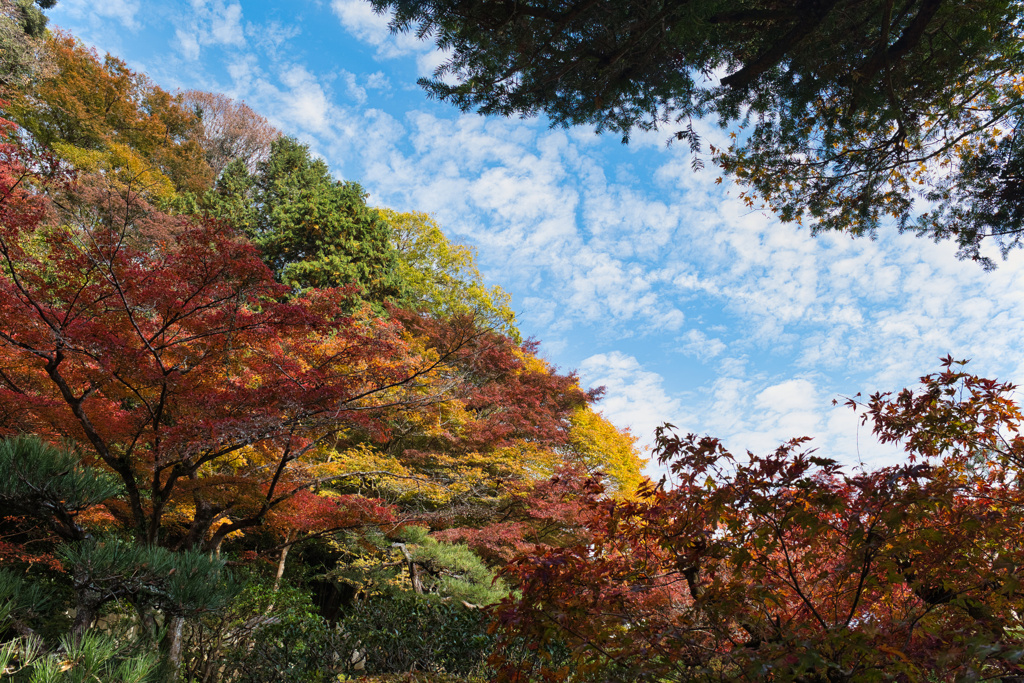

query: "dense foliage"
left=490, top=359, right=1024, bottom=682
left=0, top=25, right=643, bottom=683
left=202, top=136, right=407, bottom=304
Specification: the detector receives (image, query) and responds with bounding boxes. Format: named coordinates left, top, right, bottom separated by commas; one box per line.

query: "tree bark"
left=163, top=614, right=186, bottom=683
left=273, top=530, right=295, bottom=592
left=71, top=567, right=103, bottom=640
left=393, top=542, right=424, bottom=594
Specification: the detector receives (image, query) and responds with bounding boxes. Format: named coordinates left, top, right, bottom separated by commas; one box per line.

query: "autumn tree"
left=384, top=208, right=519, bottom=339
left=425, top=408, right=645, bottom=565
left=312, top=311, right=636, bottom=617
left=338, top=309, right=600, bottom=512
left=0, top=119, right=496, bottom=677
left=202, top=136, right=406, bottom=304
left=489, top=359, right=1024, bottom=682
left=563, top=406, right=645, bottom=498
left=180, top=89, right=281, bottom=178
left=4, top=30, right=212, bottom=198
left=320, top=307, right=644, bottom=546
left=0, top=120, right=448, bottom=554
left=372, top=0, right=1024, bottom=265
left=433, top=465, right=608, bottom=566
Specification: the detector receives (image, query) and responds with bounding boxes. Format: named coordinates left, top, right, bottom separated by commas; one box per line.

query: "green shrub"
left=1, top=599, right=158, bottom=683
left=183, top=580, right=343, bottom=683
left=337, top=594, right=492, bottom=677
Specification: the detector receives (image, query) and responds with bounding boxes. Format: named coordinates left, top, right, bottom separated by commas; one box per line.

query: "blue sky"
left=49, top=0, right=1024, bottom=472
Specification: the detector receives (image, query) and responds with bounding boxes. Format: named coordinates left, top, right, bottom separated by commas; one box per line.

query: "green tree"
left=336, top=593, right=493, bottom=677
left=204, top=137, right=406, bottom=304
left=0, top=435, right=122, bottom=544
left=0, top=437, right=237, bottom=681
left=372, top=0, right=1024, bottom=265
left=0, top=0, right=52, bottom=91
left=0, top=606, right=160, bottom=683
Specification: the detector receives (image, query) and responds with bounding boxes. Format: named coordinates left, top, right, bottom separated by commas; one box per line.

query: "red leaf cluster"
left=490, top=362, right=1024, bottom=683
left=0, top=123, right=423, bottom=551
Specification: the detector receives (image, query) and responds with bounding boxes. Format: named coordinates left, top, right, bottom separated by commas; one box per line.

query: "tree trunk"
left=70, top=603, right=96, bottom=639
left=163, top=614, right=186, bottom=683
left=71, top=570, right=103, bottom=640
left=393, top=542, right=424, bottom=594
left=273, top=530, right=294, bottom=592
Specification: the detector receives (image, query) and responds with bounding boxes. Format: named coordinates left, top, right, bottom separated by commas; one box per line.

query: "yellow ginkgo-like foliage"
left=565, top=406, right=648, bottom=498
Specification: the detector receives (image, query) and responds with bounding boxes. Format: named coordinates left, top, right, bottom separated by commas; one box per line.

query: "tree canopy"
left=385, top=208, right=519, bottom=339
left=180, top=90, right=280, bottom=178
left=203, top=137, right=407, bottom=304
left=0, top=0, right=52, bottom=90
left=372, top=0, right=1024, bottom=265
left=5, top=31, right=212, bottom=199
left=491, top=359, right=1024, bottom=683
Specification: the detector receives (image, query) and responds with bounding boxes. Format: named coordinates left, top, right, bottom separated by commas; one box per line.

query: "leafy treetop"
left=203, top=136, right=406, bottom=305
left=0, top=0, right=52, bottom=91
left=180, top=89, right=281, bottom=179
left=5, top=30, right=212, bottom=199
left=384, top=208, right=520, bottom=341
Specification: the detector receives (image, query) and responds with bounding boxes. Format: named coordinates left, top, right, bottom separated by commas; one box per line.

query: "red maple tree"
left=490, top=359, right=1024, bottom=683
left=0, top=119, right=441, bottom=552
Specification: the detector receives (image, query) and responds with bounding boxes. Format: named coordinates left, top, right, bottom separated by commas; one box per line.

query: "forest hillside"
left=0, top=11, right=644, bottom=682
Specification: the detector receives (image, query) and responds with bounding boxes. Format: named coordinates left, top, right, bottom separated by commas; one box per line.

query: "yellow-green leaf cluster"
left=384, top=209, right=519, bottom=341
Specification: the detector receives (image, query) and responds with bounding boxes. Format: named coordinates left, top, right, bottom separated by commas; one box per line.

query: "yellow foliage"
left=482, top=440, right=562, bottom=481
left=565, top=406, right=648, bottom=498
left=318, top=442, right=455, bottom=507
left=50, top=140, right=177, bottom=201
left=50, top=141, right=105, bottom=171
left=514, top=346, right=553, bottom=374
left=382, top=209, right=520, bottom=341
left=105, top=142, right=177, bottom=200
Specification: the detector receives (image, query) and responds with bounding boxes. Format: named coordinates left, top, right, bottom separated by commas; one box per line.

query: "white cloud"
left=245, top=20, right=300, bottom=56
left=330, top=0, right=390, bottom=43
left=331, top=112, right=698, bottom=333
left=175, top=28, right=200, bottom=61
left=340, top=70, right=367, bottom=104
left=579, top=352, right=688, bottom=457
left=365, top=71, right=391, bottom=91
left=206, top=1, right=243, bottom=46
left=416, top=47, right=451, bottom=78
left=678, top=329, right=726, bottom=360
left=173, top=0, right=245, bottom=60
left=277, top=65, right=333, bottom=133
left=54, top=0, right=142, bottom=31
left=330, top=0, right=441, bottom=70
